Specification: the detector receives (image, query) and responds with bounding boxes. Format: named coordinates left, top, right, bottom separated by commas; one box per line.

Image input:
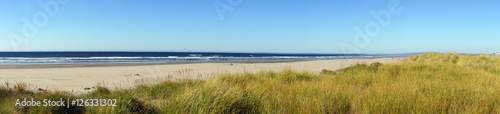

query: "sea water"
left=0, top=52, right=414, bottom=65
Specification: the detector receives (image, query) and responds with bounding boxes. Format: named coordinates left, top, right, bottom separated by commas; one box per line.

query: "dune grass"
left=1, top=53, right=499, bottom=113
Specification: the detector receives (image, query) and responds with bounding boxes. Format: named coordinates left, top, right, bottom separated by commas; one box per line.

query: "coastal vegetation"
left=1, top=53, right=499, bottom=113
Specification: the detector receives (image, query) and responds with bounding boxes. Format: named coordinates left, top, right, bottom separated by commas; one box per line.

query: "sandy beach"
left=0, top=58, right=405, bottom=94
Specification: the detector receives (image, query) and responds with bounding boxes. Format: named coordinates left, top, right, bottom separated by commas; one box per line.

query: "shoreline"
left=0, top=57, right=400, bottom=69
left=0, top=60, right=310, bottom=69
left=0, top=57, right=406, bottom=94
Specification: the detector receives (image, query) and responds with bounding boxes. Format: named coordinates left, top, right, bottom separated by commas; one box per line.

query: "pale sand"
left=0, top=58, right=405, bottom=94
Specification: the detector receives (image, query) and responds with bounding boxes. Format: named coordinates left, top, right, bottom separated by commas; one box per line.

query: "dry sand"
left=0, top=58, right=405, bottom=94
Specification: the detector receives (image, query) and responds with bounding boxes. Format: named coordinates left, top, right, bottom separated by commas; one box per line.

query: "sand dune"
left=0, top=58, right=405, bottom=94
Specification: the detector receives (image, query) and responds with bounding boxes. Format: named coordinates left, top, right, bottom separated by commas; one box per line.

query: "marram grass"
left=1, top=53, right=499, bottom=113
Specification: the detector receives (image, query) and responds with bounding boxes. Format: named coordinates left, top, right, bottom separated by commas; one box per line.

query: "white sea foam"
left=0, top=55, right=386, bottom=65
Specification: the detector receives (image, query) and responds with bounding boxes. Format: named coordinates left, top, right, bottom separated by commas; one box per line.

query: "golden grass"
left=1, top=53, right=499, bottom=113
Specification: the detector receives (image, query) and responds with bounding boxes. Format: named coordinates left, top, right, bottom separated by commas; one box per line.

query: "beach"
left=3, top=53, right=499, bottom=113
left=0, top=58, right=405, bottom=94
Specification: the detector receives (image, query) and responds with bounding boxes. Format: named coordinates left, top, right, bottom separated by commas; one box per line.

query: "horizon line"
left=0, top=50, right=430, bottom=55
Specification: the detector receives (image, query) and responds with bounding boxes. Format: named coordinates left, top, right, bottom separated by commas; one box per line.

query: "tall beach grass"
left=1, top=53, right=499, bottom=113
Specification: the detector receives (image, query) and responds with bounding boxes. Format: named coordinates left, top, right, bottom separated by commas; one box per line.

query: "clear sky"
left=1, top=0, right=499, bottom=54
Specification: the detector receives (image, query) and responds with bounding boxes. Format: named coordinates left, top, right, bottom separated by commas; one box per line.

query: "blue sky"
left=0, top=0, right=499, bottom=54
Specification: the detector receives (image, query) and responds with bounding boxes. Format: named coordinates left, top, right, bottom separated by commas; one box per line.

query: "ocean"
left=0, top=52, right=413, bottom=65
